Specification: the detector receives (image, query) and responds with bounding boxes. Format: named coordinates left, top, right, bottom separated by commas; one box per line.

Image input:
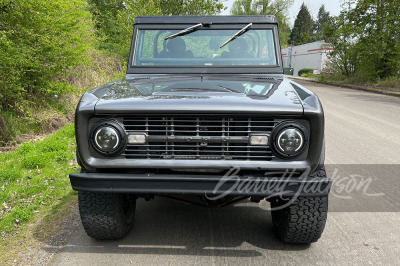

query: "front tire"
left=78, top=192, right=136, bottom=240
left=271, top=196, right=328, bottom=244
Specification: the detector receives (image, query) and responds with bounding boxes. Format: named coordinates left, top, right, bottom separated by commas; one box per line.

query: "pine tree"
left=289, top=3, right=314, bottom=45
left=314, top=4, right=333, bottom=41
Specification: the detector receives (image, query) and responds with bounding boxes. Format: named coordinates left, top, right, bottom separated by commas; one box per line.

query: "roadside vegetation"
left=0, top=125, right=76, bottom=235
left=315, top=75, right=400, bottom=95
left=286, top=0, right=400, bottom=91
left=0, top=124, right=78, bottom=264
left=0, top=0, right=124, bottom=147
left=319, top=1, right=400, bottom=93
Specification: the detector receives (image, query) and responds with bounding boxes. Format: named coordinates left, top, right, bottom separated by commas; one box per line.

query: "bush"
left=0, top=0, right=96, bottom=112
left=298, top=68, right=314, bottom=77
left=376, top=76, right=400, bottom=88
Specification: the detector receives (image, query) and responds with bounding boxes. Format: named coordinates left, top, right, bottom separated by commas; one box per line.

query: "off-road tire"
left=271, top=196, right=328, bottom=244
left=270, top=166, right=328, bottom=244
left=78, top=192, right=136, bottom=240
left=310, top=166, right=326, bottom=178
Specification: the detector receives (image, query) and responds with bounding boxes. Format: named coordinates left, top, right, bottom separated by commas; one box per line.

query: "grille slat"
left=126, top=130, right=269, bottom=133
left=126, top=144, right=270, bottom=148
left=123, top=119, right=274, bottom=123
left=124, top=149, right=273, bottom=154
left=121, top=154, right=274, bottom=159
left=122, top=116, right=278, bottom=161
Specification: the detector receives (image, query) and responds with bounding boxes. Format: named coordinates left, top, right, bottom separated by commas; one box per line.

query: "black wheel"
left=271, top=196, right=328, bottom=244
left=78, top=192, right=136, bottom=240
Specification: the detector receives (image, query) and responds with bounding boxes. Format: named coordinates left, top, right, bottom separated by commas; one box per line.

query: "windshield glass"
left=133, top=28, right=277, bottom=67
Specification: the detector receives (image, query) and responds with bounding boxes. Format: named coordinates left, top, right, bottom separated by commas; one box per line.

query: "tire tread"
left=272, top=167, right=328, bottom=244
left=78, top=192, right=135, bottom=240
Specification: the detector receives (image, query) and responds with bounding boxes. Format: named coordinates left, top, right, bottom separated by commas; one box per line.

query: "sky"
left=220, top=0, right=342, bottom=27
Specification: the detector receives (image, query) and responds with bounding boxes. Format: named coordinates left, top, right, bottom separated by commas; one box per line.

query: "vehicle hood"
left=91, top=77, right=304, bottom=114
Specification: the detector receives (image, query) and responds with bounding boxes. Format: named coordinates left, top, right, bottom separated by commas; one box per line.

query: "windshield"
left=133, top=28, right=277, bottom=67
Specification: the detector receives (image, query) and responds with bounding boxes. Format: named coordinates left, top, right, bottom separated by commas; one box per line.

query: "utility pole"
left=288, top=41, right=294, bottom=68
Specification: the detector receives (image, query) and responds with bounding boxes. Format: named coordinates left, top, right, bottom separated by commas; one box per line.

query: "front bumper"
left=69, top=172, right=332, bottom=197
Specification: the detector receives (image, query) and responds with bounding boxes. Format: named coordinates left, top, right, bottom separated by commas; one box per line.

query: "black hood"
left=91, top=77, right=304, bottom=114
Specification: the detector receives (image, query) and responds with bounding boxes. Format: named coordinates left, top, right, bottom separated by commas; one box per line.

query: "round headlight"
left=90, top=120, right=126, bottom=156
left=277, top=128, right=303, bottom=154
left=94, top=126, right=120, bottom=152
left=271, top=122, right=308, bottom=158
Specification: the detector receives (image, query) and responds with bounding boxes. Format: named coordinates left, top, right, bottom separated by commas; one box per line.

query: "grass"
left=0, top=45, right=125, bottom=265
left=0, top=193, right=78, bottom=265
left=0, top=123, right=79, bottom=265
left=315, top=74, right=400, bottom=96
left=0, top=124, right=78, bottom=242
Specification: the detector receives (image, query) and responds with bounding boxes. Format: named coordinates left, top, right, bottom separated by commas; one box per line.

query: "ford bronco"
left=69, top=16, right=331, bottom=244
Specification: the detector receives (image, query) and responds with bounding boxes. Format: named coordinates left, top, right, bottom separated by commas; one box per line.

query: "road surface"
left=40, top=80, right=400, bottom=265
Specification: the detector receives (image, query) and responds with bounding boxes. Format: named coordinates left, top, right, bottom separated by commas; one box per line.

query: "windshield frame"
left=127, top=22, right=283, bottom=75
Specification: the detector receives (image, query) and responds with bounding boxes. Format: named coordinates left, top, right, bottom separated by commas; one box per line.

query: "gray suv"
left=70, top=16, right=331, bottom=244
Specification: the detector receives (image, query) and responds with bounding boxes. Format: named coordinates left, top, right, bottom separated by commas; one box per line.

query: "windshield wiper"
left=165, top=23, right=203, bottom=40
left=219, top=23, right=252, bottom=48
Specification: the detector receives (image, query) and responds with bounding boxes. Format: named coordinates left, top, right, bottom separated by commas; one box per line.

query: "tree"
left=314, top=4, right=333, bottom=42
left=230, top=0, right=294, bottom=46
left=231, top=0, right=255, bottom=14
left=88, top=0, right=226, bottom=58
left=323, top=14, right=357, bottom=76
left=88, top=0, right=125, bottom=35
left=325, top=0, right=400, bottom=80
left=0, top=0, right=95, bottom=111
left=348, top=0, right=400, bottom=79
left=289, top=3, right=314, bottom=45
left=157, top=0, right=225, bottom=15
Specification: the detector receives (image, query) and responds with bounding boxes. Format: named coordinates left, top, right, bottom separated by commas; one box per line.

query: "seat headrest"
left=167, top=38, right=186, bottom=53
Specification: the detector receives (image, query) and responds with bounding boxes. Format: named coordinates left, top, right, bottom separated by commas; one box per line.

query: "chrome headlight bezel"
left=89, top=120, right=126, bottom=156
left=270, top=122, right=308, bottom=159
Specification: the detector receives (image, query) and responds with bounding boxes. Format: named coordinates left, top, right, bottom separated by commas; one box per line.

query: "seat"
left=159, top=38, right=193, bottom=58
left=221, top=38, right=254, bottom=58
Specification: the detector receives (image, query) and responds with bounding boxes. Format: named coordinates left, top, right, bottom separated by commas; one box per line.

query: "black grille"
left=121, top=116, right=279, bottom=160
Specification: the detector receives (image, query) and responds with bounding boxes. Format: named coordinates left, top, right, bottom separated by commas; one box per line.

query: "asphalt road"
left=40, top=80, right=400, bottom=266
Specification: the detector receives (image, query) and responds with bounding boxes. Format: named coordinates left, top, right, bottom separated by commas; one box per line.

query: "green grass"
left=0, top=124, right=78, bottom=237
left=316, top=74, right=400, bottom=95
left=0, top=46, right=124, bottom=265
